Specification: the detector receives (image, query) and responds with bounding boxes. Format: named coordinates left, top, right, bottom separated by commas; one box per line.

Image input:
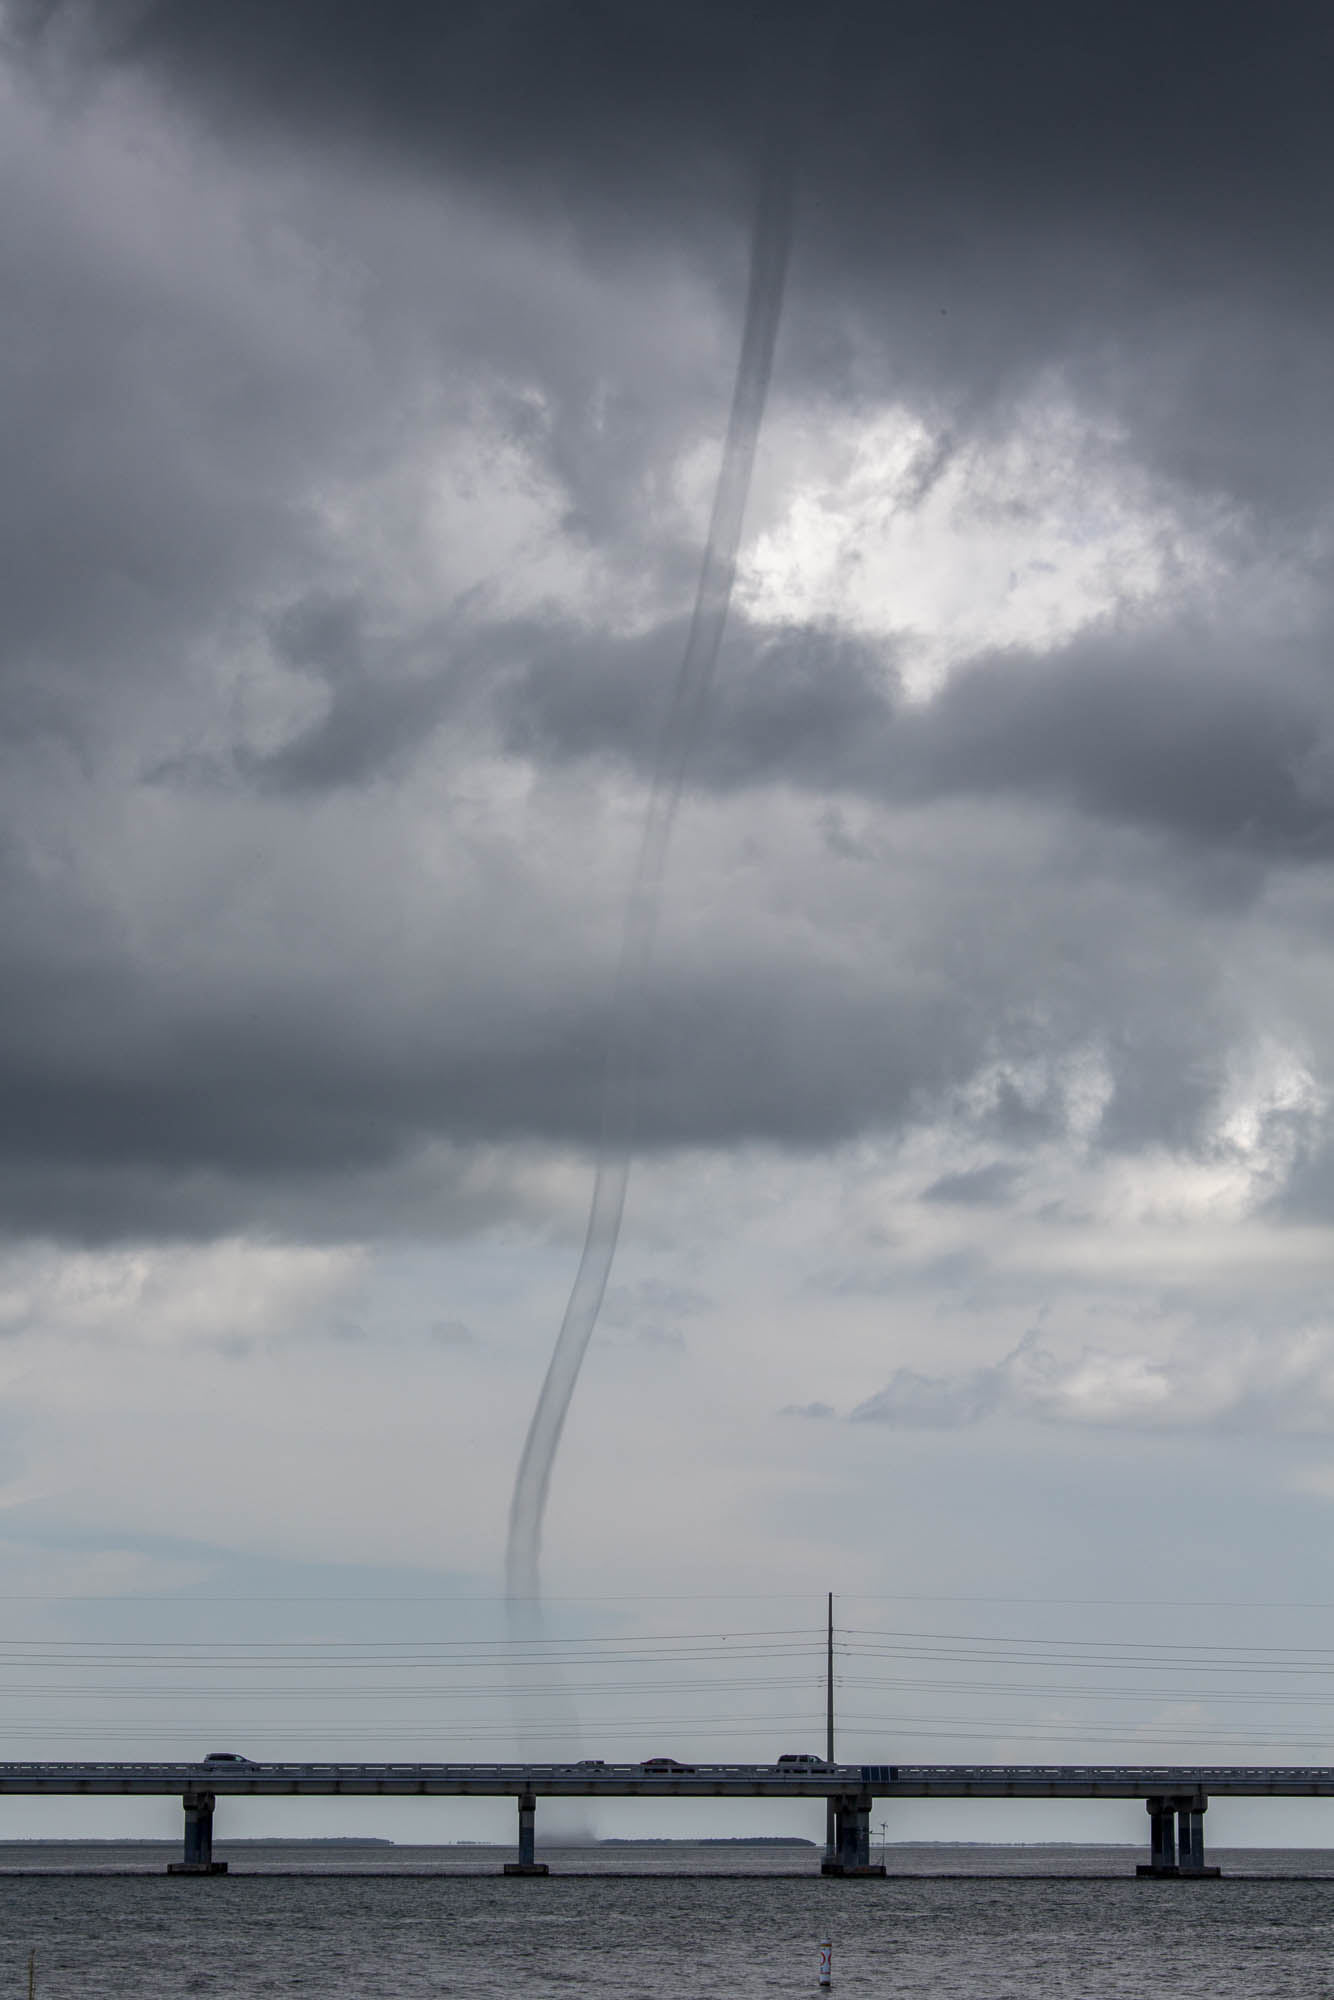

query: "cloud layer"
left=852, top=1325, right=1334, bottom=1436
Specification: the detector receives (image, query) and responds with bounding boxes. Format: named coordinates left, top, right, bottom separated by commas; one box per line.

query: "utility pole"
left=824, top=1590, right=834, bottom=1859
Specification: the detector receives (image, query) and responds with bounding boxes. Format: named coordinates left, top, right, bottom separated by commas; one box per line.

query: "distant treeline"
left=0, top=1837, right=398, bottom=1848
left=598, top=1837, right=815, bottom=1847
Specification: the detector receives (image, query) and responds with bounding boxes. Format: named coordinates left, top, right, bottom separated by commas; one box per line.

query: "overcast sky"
left=3, top=0, right=1334, bottom=1845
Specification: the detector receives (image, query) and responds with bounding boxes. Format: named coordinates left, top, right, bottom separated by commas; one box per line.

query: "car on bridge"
left=640, top=1757, right=696, bottom=1773
left=775, top=1753, right=827, bottom=1769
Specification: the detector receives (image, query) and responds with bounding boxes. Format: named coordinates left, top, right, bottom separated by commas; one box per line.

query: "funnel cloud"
left=505, top=153, right=794, bottom=1604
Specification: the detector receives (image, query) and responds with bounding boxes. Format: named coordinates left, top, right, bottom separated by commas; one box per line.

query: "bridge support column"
left=821, top=1794, right=885, bottom=1876
left=1176, top=1797, right=1218, bottom=1876
left=1138, top=1795, right=1219, bottom=1878
left=1140, top=1797, right=1177, bottom=1874
left=167, top=1791, right=227, bottom=1875
left=503, top=1791, right=549, bottom=1875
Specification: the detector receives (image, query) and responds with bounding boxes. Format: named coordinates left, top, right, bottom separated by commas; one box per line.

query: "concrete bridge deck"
left=0, top=1759, right=1324, bottom=1799
left=0, top=1762, right=1320, bottom=1875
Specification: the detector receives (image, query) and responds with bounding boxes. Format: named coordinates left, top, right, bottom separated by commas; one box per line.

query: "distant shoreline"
left=0, top=1837, right=1282, bottom=1852
left=598, top=1837, right=815, bottom=1847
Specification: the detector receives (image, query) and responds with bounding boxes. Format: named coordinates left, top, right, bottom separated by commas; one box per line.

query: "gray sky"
left=2, top=0, right=1334, bottom=1844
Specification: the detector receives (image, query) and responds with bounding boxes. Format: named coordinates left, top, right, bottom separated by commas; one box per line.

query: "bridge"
left=0, top=1761, right=1331, bottom=1875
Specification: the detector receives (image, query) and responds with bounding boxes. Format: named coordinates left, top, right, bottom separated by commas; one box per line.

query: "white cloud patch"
left=0, top=1240, right=363, bottom=1350
left=309, top=384, right=614, bottom=634
left=1211, top=1034, right=1326, bottom=1188
left=954, top=1041, right=1116, bottom=1147
left=738, top=395, right=1221, bottom=697
left=852, top=1324, right=1334, bottom=1435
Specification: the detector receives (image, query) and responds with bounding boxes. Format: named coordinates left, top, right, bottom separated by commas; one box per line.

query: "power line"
left=5, top=1589, right=1334, bottom=1608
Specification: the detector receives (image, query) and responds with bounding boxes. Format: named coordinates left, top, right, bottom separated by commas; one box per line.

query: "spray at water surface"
left=505, top=151, right=795, bottom=1615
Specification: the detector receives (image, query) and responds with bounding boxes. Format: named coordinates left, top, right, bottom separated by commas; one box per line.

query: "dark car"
left=203, top=1751, right=254, bottom=1765
left=640, top=1756, right=695, bottom=1773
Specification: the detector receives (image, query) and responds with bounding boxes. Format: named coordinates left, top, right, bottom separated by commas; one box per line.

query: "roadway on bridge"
left=0, top=1761, right=1331, bottom=1799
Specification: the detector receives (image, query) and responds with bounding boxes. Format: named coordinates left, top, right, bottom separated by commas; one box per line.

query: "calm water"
left=0, top=1846, right=1332, bottom=1996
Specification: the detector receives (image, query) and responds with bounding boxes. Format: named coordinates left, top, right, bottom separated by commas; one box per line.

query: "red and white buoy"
left=818, top=1938, right=832, bottom=1987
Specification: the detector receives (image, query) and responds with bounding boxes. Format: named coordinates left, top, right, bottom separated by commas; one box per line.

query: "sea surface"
left=0, top=1844, right=1332, bottom=1996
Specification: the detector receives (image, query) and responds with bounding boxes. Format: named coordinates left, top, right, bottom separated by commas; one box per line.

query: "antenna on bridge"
left=826, top=1591, right=835, bottom=1763
left=825, top=1590, right=835, bottom=1859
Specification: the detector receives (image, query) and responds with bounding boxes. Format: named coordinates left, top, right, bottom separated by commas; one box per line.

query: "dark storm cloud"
left=3, top=1, right=1334, bottom=1246
left=167, top=590, right=1334, bottom=863
left=0, top=180, right=294, bottom=714
left=0, top=78, right=394, bottom=776
left=0, top=866, right=979, bottom=1242
left=17, top=2, right=1331, bottom=248
left=238, top=596, right=467, bottom=794
left=497, top=608, right=1334, bottom=860
left=16, top=1, right=1334, bottom=507
left=0, top=723, right=1272, bottom=1250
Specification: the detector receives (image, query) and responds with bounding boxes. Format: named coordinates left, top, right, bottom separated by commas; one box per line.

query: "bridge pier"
left=1138, top=1794, right=1219, bottom=1877
left=821, top=1793, right=885, bottom=1876
left=503, top=1790, right=549, bottom=1875
left=167, top=1790, right=227, bottom=1875
left=1145, top=1796, right=1177, bottom=1872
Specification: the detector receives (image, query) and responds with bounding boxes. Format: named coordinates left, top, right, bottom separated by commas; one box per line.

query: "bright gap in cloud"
left=738, top=395, right=1222, bottom=696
